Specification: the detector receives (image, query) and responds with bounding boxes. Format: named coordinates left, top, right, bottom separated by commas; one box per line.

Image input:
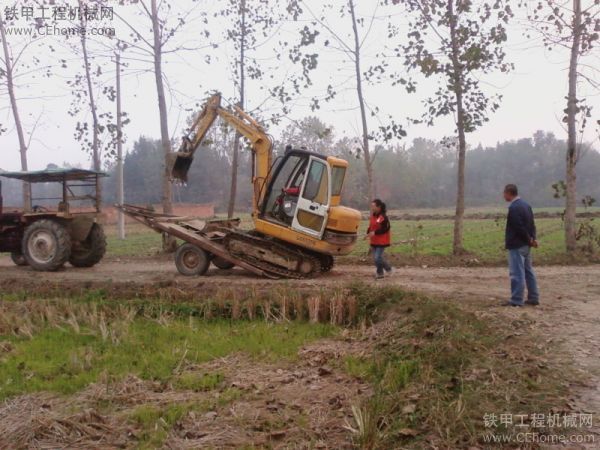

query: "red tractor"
left=0, top=168, right=107, bottom=271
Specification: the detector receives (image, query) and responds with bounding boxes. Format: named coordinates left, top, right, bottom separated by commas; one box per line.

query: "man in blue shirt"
left=502, top=184, right=540, bottom=307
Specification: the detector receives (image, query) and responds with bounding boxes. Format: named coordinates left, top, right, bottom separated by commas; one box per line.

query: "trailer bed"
left=117, top=204, right=276, bottom=278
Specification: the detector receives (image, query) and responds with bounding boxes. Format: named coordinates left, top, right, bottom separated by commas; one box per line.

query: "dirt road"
left=1, top=256, right=598, bottom=445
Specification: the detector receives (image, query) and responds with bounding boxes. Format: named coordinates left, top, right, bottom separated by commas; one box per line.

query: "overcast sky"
left=0, top=0, right=598, bottom=172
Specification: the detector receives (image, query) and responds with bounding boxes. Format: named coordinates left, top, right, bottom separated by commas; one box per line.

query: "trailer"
left=117, top=204, right=291, bottom=279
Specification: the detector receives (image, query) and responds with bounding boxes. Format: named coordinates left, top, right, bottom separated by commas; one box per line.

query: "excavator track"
left=222, top=230, right=323, bottom=279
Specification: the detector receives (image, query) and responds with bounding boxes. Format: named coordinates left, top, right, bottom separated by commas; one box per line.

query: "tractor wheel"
left=175, top=243, right=210, bottom=276
left=69, top=223, right=107, bottom=268
left=212, top=256, right=235, bottom=270
left=10, top=252, right=27, bottom=266
left=22, top=219, right=71, bottom=271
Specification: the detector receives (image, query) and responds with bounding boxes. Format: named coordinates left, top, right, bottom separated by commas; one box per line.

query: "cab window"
left=331, top=166, right=346, bottom=196
left=264, top=155, right=303, bottom=213
left=302, top=159, right=329, bottom=204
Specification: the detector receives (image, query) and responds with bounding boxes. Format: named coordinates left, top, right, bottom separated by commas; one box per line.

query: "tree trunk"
left=227, top=0, right=246, bottom=219
left=565, top=0, right=582, bottom=255
left=116, top=52, right=125, bottom=239
left=150, top=0, right=176, bottom=251
left=79, top=2, right=102, bottom=210
left=228, top=133, right=241, bottom=218
left=448, top=0, right=466, bottom=255
left=349, top=0, right=374, bottom=203
left=0, top=18, right=31, bottom=211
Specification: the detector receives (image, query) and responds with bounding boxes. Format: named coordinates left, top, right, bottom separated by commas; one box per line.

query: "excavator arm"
left=170, top=93, right=273, bottom=213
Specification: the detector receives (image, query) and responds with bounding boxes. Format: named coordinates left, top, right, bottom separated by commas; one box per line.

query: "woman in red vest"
left=365, top=199, right=392, bottom=279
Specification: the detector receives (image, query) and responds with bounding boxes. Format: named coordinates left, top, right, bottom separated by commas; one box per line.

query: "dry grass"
left=340, top=286, right=575, bottom=449
left=0, top=299, right=137, bottom=342
left=0, top=286, right=361, bottom=338
left=0, top=393, right=131, bottom=449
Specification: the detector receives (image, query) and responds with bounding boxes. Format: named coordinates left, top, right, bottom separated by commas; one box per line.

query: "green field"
left=106, top=212, right=592, bottom=263
left=353, top=217, right=566, bottom=261
left=0, top=298, right=335, bottom=400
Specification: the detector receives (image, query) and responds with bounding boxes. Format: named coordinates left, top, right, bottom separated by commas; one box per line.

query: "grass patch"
left=351, top=217, right=568, bottom=263
left=129, top=402, right=208, bottom=449
left=0, top=298, right=336, bottom=400
left=105, top=224, right=164, bottom=257
left=173, top=372, right=224, bottom=392
left=343, top=286, right=571, bottom=449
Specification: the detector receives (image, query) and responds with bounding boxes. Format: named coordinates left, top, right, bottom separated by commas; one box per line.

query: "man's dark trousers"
left=506, top=198, right=540, bottom=306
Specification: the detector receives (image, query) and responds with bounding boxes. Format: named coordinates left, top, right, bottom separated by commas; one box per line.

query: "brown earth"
left=0, top=256, right=598, bottom=448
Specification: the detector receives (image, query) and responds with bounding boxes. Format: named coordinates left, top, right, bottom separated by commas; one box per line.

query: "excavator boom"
left=170, top=93, right=272, bottom=212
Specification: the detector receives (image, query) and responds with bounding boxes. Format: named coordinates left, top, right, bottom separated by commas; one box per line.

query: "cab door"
left=292, top=156, right=330, bottom=238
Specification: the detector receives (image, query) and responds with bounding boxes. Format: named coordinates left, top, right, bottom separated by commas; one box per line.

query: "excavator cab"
left=254, top=147, right=359, bottom=256
left=262, top=150, right=334, bottom=239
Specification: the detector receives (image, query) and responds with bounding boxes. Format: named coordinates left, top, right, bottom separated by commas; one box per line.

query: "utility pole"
left=116, top=52, right=125, bottom=239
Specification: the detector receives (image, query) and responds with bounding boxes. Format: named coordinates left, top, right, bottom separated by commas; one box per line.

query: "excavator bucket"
left=169, top=94, right=222, bottom=183
left=170, top=150, right=194, bottom=183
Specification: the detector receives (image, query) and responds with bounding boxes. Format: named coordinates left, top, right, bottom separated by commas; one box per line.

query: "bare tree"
left=59, top=4, right=128, bottom=212
left=0, top=15, right=33, bottom=210
left=221, top=0, right=248, bottom=218
left=524, top=0, right=599, bottom=254
left=115, top=0, right=209, bottom=250
left=149, top=0, right=172, bottom=225
left=78, top=0, right=102, bottom=207
left=217, top=0, right=302, bottom=217
left=399, top=0, right=514, bottom=254
left=292, top=0, right=407, bottom=204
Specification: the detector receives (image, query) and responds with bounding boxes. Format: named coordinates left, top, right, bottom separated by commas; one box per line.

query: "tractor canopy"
left=0, top=168, right=108, bottom=214
left=0, top=168, right=107, bottom=183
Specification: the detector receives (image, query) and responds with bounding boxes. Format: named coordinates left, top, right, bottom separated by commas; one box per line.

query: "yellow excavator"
left=120, top=93, right=361, bottom=278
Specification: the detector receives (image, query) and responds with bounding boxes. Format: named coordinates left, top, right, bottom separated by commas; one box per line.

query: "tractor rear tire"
left=22, top=219, right=71, bottom=271
left=212, top=256, right=235, bottom=270
left=10, top=252, right=27, bottom=266
left=69, top=223, right=107, bottom=268
left=175, top=243, right=210, bottom=276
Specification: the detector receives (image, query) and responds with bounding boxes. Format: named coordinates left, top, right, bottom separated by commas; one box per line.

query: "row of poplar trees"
left=0, top=0, right=597, bottom=255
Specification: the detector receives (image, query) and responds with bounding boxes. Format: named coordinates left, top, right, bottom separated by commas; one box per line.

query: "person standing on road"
left=502, top=184, right=540, bottom=307
left=365, top=199, right=393, bottom=279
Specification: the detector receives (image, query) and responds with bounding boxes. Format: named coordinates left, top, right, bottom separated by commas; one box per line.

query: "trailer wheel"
left=69, top=223, right=107, bottom=267
left=212, top=256, right=234, bottom=270
left=10, top=252, right=27, bottom=266
left=175, top=243, right=210, bottom=276
left=22, top=219, right=71, bottom=271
